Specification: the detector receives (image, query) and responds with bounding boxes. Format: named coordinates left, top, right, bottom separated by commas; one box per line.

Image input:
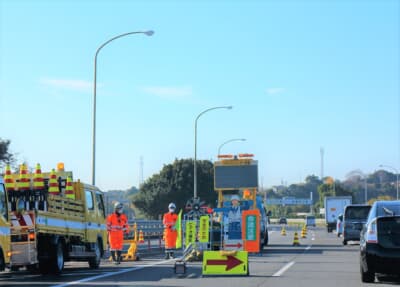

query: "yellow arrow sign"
left=202, top=251, right=248, bottom=276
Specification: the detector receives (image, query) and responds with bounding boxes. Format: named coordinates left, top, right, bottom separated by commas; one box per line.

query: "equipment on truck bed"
left=3, top=163, right=107, bottom=274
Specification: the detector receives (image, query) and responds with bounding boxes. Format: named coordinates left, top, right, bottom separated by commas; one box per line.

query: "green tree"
left=0, top=138, right=16, bottom=169
left=132, top=159, right=215, bottom=219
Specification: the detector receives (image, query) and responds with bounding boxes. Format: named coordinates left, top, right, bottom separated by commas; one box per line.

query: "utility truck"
left=4, top=163, right=107, bottom=274
left=0, top=176, right=11, bottom=271
left=324, top=196, right=352, bottom=233
left=213, top=154, right=270, bottom=251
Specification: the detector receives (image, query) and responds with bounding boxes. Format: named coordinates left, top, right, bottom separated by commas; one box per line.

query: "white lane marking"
left=187, top=273, right=197, bottom=278
left=52, top=260, right=172, bottom=287
left=272, top=261, right=295, bottom=277
left=268, top=231, right=275, bottom=235
left=305, top=245, right=311, bottom=251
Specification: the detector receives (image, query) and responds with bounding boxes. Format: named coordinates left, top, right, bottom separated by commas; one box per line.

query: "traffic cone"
left=293, top=232, right=300, bottom=246
left=138, top=230, right=144, bottom=243
left=48, top=169, right=60, bottom=196
left=33, top=163, right=45, bottom=190
left=301, top=228, right=307, bottom=238
left=4, top=164, right=15, bottom=191
left=281, top=226, right=287, bottom=236
left=65, top=176, right=75, bottom=199
left=18, top=163, right=30, bottom=191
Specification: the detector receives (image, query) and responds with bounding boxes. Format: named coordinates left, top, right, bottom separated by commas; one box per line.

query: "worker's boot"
left=111, top=251, right=117, bottom=263
left=165, top=250, right=170, bottom=259
left=169, top=251, right=174, bottom=259
left=117, top=251, right=122, bottom=264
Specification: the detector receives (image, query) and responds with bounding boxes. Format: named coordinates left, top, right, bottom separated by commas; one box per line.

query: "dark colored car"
left=343, top=204, right=371, bottom=245
left=279, top=217, right=287, bottom=224
left=360, top=201, right=400, bottom=282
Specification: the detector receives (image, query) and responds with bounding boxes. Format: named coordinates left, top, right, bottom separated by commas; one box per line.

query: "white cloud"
left=40, top=78, right=93, bottom=93
left=266, top=88, right=285, bottom=95
left=141, top=86, right=193, bottom=100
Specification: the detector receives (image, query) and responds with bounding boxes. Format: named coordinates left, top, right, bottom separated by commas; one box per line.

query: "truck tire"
left=88, top=240, right=101, bottom=269
left=50, top=241, right=64, bottom=274
left=0, top=250, right=5, bottom=271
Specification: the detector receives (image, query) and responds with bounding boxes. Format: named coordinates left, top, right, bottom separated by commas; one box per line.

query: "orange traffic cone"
left=18, top=163, right=30, bottom=191
left=48, top=169, right=60, bottom=196
left=138, top=230, right=145, bottom=243
left=4, top=164, right=15, bottom=191
left=65, top=176, right=75, bottom=199
left=293, top=232, right=300, bottom=246
left=281, top=226, right=287, bottom=236
left=301, top=229, right=307, bottom=238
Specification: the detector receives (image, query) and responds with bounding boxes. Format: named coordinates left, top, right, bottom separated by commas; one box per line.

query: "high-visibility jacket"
left=106, top=212, right=129, bottom=251
left=163, top=212, right=178, bottom=249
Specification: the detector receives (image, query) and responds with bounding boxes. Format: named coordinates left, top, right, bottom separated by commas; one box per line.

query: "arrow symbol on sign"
left=206, top=255, right=243, bottom=271
left=224, top=243, right=243, bottom=248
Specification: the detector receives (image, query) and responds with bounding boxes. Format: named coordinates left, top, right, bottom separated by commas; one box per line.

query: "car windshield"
left=0, top=184, right=7, bottom=219
left=377, top=205, right=400, bottom=217
left=345, top=207, right=371, bottom=220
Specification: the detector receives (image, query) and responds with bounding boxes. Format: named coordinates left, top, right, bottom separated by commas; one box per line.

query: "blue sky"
left=0, top=0, right=399, bottom=191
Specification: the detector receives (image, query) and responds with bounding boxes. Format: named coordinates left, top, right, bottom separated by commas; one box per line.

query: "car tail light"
left=366, top=219, right=378, bottom=244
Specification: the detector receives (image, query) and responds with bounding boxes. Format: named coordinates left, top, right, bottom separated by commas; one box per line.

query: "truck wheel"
left=10, top=266, right=19, bottom=272
left=0, top=250, right=5, bottom=271
left=50, top=241, right=64, bottom=274
left=343, top=240, right=347, bottom=245
left=89, top=241, right=101, bottom=269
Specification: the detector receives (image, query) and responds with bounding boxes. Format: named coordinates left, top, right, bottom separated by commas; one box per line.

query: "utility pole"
left=320, top=147, right=324, bottom=181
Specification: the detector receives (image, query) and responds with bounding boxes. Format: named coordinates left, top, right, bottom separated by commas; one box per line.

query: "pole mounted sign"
left=267, top=197, right=312, bottom=205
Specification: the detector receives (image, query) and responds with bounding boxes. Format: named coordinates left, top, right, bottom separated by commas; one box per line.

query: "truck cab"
left=0, top=177, right=10, bottom=271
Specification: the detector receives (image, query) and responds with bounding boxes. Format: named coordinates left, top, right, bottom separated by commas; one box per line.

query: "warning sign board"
left=202, top=251, right=248, bottom=276
left=198, top=216, right=209, bottom=243
left=242, top=210, right=260, bottom=253
left=185, top=221, right=196, bottom=246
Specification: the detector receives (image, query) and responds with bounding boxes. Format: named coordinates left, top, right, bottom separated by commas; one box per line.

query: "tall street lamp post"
left=92, top=30, right=154, bottom=185
left=217, top=138, right=246, bottom=156
left=194, top=106, right=232, bottom=199
left=379, top=165, right=399, bottom=200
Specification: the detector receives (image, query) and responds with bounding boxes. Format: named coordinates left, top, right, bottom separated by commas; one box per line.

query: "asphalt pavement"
left=1, top=225, right=399, bottom=287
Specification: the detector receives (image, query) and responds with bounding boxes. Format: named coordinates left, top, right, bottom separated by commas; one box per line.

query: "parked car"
left=305, top=215, right=316, bottom=227
left=279, top=217, right=287, bottom=224
left=342, top=204, right=371, bottom=245
left=360, top=201, right=400, bottom=283
left=336, top=214, right=343, bottom=237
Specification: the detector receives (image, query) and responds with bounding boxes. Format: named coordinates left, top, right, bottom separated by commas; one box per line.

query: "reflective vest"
left=163, top=212, right=178, bottom=249
left=106, top=212, right=128, bottom=250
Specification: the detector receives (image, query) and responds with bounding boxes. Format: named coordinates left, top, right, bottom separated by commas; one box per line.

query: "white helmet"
left=114, top=202, right=123, bottom=210
left=168, top=202, right=176, bottom=210
left=231, top=195, right=240, bottom=201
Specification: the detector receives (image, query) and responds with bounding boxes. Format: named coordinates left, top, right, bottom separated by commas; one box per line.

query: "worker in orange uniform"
left=163, top=202, right=178, bottom=259
left=107, top=202, right=129, bottom=264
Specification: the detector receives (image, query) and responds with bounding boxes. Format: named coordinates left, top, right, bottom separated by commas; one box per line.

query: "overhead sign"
left=267, top=198, right=312, bottom=205
left=214, top=161, right=258, bottom=189
left=202, top=251, right=248, bottom=275
left=198, top=216, right=209, bottom=243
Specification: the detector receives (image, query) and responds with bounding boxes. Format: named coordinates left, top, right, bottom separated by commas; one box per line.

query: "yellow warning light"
left=243, top=189, right=252, bottom=199
left=57, top=162, right=65, bottom=172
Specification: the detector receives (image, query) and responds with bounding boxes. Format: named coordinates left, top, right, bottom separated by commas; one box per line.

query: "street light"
left=92, top=30, right=154, bottom=185
left=379, top=164, right=399, bottom=200
left=194, top=106, right=232, bottom=199
left=217, top=138, right=246, bottom=156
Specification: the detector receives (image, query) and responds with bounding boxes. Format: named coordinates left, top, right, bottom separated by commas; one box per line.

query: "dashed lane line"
left=272, top=261, right=295, bottom=277
left=51, top=259, right=172, bottom=287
